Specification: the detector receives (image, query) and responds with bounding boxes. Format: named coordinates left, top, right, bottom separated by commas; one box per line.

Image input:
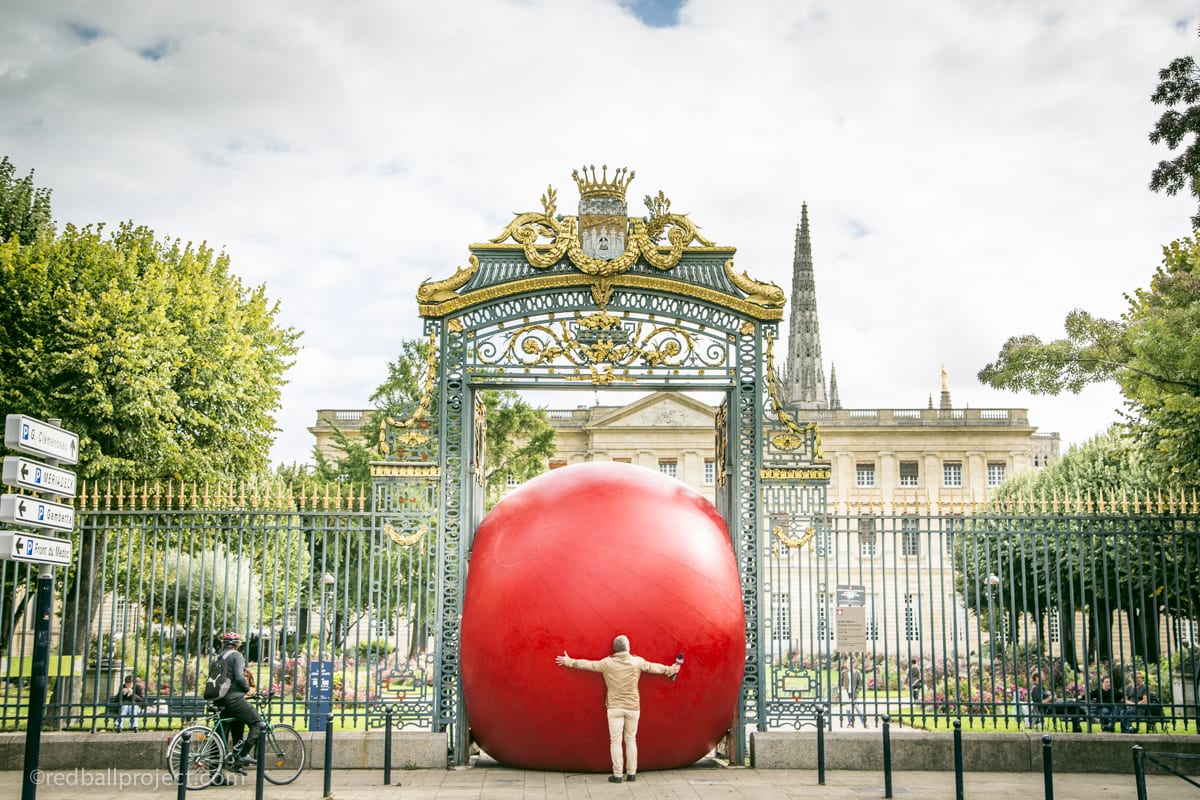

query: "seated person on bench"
left=1088, top=674, right=1122, bottom=732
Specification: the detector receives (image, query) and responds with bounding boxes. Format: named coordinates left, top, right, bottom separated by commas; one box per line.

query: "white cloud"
left=0, top=0, right=1195, bottom=464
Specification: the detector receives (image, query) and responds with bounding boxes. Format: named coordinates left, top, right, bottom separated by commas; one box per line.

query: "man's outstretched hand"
left=555, top=652, right=571, bottom=667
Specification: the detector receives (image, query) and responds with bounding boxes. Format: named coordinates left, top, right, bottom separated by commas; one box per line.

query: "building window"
left=858, top=515, right=876, bottom=557
left=904, top=594, right=920, bottom=641
left=771, top=594, right=791, bottom=641
left=505, top=473, right=520, bottom=487
left=856, top=463, right=876, bottom=488
left=899, top=461, right=919, bottom=487
left=987, top=462, right=1007, bottom=487
left=901, top=516, right=920, bottom=557
left=613, top=457, right=631, bottom=463
left=943, top=462, right=963, bottom=487
left=1048, top=605, right=1060, bottom=644
left=549, top=460, right=567, bottom=470
left=658, top=460, right=677, bottom=478
left=111, top=595, right=138, bottom=638
left=704, top=459, right=715, bottom=485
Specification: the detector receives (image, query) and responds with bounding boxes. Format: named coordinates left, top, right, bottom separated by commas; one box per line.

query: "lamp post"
left=319, top=573, right=335, bottom=658
left=985, top=574, right=1001, bottom=661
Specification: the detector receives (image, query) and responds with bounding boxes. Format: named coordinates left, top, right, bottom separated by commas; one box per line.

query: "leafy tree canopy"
left=312, top=337, right=556, bottom=509
left=985, top=426, right=1154, bottom=506
left=0, top=162, right=300, bottom=481
left=1150, top=28, right=1200, bottom=227
left=0, top=156, right=53, bottom=245
left=978, top=236, right=1200, bottom=491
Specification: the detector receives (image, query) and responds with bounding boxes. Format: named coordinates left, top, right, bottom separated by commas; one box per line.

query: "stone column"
left=965, top=451, right=985, bottom=503
left=879, top=451, right=897, bottom=510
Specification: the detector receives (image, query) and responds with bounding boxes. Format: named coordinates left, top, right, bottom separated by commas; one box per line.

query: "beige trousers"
left=606, top=708, right=641, bottom=777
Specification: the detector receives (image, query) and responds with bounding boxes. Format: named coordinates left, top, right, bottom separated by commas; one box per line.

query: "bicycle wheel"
left=166, top=724, right=227, bottom=790
left=261, top=723, right=306, bottom=785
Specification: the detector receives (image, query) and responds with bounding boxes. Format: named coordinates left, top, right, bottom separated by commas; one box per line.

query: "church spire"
left=829, top=363, right=841, bottom=410
left=785, top=203, right=829, bottom=409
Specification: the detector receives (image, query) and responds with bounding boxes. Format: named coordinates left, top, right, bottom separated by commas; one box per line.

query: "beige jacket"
left=564, top=650, right=673, bottom=710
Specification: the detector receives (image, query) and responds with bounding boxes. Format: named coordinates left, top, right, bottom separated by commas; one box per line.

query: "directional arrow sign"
left=2, top=456, right=77, bottom=498
left=0, top=493, right=74, bottom=533
left=4, top=414, right=79, bottom=465
left=0, top=530, right=73, bottom=566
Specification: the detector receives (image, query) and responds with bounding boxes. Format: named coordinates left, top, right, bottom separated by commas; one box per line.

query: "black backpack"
left=203, top=650, right=234, bottom=701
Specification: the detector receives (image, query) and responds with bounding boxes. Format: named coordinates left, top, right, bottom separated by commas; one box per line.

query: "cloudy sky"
left=1, top=0, right=1196, bottom=466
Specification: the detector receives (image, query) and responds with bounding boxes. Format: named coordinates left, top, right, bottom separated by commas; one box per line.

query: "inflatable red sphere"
left=461, top=461, right=745, bottom=772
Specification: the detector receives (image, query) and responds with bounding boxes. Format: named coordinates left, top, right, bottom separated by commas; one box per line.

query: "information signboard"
left=0, top=530, right=73, bottom=566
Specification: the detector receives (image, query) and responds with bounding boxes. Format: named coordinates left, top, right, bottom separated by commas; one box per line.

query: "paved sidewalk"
left=0, top=760, right=1181, bottom=799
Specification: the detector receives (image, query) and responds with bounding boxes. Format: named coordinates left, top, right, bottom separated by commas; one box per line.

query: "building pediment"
left=589, top=392, right=715, bottom=429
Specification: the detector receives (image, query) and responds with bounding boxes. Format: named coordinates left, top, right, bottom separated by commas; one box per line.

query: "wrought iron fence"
left=0, top=481, right=437, bottom=733
left=762, top=494, right=1200, bottom=734
left=2, top=481, right=1198, bottom=740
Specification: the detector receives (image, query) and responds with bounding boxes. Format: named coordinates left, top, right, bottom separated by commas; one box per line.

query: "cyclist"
left=213, top=632, right=263, bottom=769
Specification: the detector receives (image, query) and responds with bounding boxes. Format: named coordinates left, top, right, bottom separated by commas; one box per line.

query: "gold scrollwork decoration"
left=417, top=255, right=480, bottom=303
left=473, top=394, right=486, bottom=486
left=724, top=259, right=785, bottom=307
left=774, top=524, right=817, bottom=549
left=770, top=433, right=805, bottom=450
left=488, top=186, right=715, bottom=280
left=475, top=314, right=728, bottom=382
left=715, top=402, right=728, bottom=488
left=764, top=334, right=824, bottom=459
left=380, top=330, right=438, bottom=456
left=384, top=522, right=427, bottom=547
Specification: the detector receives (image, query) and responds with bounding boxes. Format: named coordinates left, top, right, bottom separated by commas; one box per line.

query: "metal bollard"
left=882, top=714, right=893, bottom=799
left=1041, top=734, right=1054, bottom=800
left=384, top=706, right=395, bottom=785
left=324, top=712, right=335, bottom=799
left=1132, top=745, right=1147, bottom=800
left=176, top=730, right=190, bottom=800
left=254, top=727, right=266, bottom=800
left=814, top=705, right=825, bottom=785
left=953, top=719, right=963, bottom=800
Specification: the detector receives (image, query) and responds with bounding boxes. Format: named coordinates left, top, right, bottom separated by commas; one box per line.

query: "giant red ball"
left=461, top=461, right=745, bottom=772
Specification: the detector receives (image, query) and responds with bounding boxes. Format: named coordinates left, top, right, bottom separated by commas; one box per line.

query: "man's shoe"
left=625, top=774, right=636, bottom=782
left=608, top=775, right=623, bottom=783
left=235, top=756, right=257, bottom=767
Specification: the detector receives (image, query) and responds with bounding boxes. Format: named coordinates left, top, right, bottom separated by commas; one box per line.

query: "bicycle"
left=165, top=697, right=306, bottom=789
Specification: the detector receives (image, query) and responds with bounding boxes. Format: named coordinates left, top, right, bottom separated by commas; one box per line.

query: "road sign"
left=4, top=414, right=79, bottom=465
left=0, top=530, right=73, bottom=566
left=0, top=493, right=74, bottom=533
left=2, top=456, right=77, bottom=498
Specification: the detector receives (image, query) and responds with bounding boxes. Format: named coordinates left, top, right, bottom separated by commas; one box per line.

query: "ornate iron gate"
left=376, top=166, right=825, bottom=763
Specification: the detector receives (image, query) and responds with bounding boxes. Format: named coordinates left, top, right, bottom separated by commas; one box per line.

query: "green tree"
left=147, top=543, right=263, bottom=651
left=306, top=338, right=557, bottom=656
left=315, top=337, right=558, bottom=508
left=978, top=236, right=1200, bottom=491
left=0, top=156, right=53, bottom=244
left=480, top=389, right=558, bottom=507
left=955, top=429, right=1173, bottom=667
left=1150, top=28, right=1200, bottom=228
left=0, top=221, right=300, bottom=481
